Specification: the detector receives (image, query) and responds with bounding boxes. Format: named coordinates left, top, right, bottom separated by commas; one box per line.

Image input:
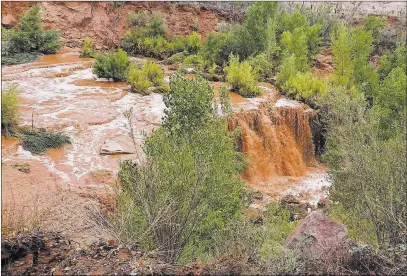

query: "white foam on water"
left=275, top=98, right=301, bottom=107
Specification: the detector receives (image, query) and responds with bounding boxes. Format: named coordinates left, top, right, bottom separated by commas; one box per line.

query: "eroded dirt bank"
left=1, top=1, right=226, bottom=48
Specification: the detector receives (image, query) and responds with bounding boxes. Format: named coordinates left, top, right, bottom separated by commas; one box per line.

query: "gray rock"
left=100, top=135, right=136, bottom=155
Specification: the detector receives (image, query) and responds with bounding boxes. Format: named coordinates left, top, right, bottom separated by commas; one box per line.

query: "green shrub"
left=1, top=85, right=20, bottom=135
left=122, top=13, right=170, bottom=58
left=275, top=54, right=297, bottom=86
left=17, top=128, right=71, bottom=155
left=1, top=52, right=39, bottom=65
left=247, top=53, right=273, bottom=81
left=199, top=31, right=233, bottom=67
left=192, top=19, right=199, bottom=32
left=128, top=11, right=147, bottom=28
left=378, top=42, right=406, bottom=81
left=185, top=32, right=201, bottom=54
left=92, top=49, right=130, bottom=81
left=163, top=73, right=215, bottom=132
left=127, top=61, right=164, bottom=95
left=331, top=24, right=354, bottom=87
left=219, top=86, right=232, bottom=115
left=320, top=82, right=406, bottom=249
left=183, top=54, right=205, bottom=71
left=282, top=71, right=327, bottom=102
left=224, top=55, right=260, bottom=97
left=80, top=37, right=95, bottom=58
left=364, top=15, right=387, bottom=42
left=280, top=28, right=309, bottom=71
left=209, top=203, right=301, bottom=275
left=373, top=66, right=406, bottom=140
left=127, top=66, right=152, bottom=95
left=138, top=36, right=173, bottom=58
left=148, top=14, right=167, bottom=37
left=164, top=51, right=188, bottom=65
left=114, top=74, right=245, bottom=263
left=6, top=6, right=60, bottom=55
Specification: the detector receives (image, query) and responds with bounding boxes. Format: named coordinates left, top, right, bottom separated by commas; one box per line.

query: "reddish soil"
left=1, top=1, right=224, bottom=48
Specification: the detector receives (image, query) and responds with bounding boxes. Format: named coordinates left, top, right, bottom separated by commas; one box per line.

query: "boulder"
left=285, top=210, right=352, bottom=262
left=100, top=135, right=136, bottom=155
left=2, top=14, right=17, bottom=28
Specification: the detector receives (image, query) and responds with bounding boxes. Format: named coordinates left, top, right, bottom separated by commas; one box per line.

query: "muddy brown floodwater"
left=1, top=48, right=330, bottom=244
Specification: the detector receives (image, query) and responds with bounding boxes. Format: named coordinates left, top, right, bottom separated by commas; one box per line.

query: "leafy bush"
left=1, top=52, right=39, bottom=65
left=183, top=54, right=205, bottom=71
left=164, top=51, right=188, bottom=65
left=224, top=55, right=260, bottom=97
left=321, top=82, right=406, bottom=250
left=247, top=53, right=273, bottom=81
left=282, top=71, right=327, bottom=102
left=199, top=31, right=233, bottom=67
left=331, top=24, right=355, bottom=87
left=137, top=36, right=174, bottom=58
left=275, top=54, right=297, bottom=86
left=17, top=128, right=71, bottom=155
left=127, top=61, right=165, bottom=95
left=128, top=11, right=147, bottom=28
left=219, top=86, right=232, bottom=115
left=280, top=28, right=309, bottom=71
left=148, top=14, right=167, bottom=37
left=209, top=203, right=301, bottom=275
left=6, top=6, right=60, bottom=55
left=114, top=74, right=245, bottom=263
left=373, top=66, right=406, bottom=140
left=163, top=73, right=215, bottom=133
left=92, top=49, right=130, bottom=81
left=364, top=15, right=387, bottom=42
left=123, top=14, right=198, bottom=59
left=185, top=32, right=201, bottom=54
left=122, top=13, right=170, bottom=58
left=1, top=85, right=20, bottom=135
left=80, top=37, right=95, bottom=58
left=192, top=19, right=199, bottom=32
left=378, top=42, right=406, bottom=81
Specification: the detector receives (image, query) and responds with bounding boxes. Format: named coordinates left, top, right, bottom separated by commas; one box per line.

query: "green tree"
left=114, top=75, right=245, bottom=263
left=163, top=73, right=215, bottom=133
left=280, top=28, right=309, bottom=71
left=276, top=54, right=297, bottom=86
left=331, top=24, right=354, bottom=87
left=7, top=6, right=60, bottom=54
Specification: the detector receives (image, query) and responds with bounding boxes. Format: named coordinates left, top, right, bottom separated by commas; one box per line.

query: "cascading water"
left=230, top=97, right=317, bottom=183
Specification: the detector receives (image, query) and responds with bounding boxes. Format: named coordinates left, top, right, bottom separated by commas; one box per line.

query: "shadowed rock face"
left=285, top=211, right=353, bottom=262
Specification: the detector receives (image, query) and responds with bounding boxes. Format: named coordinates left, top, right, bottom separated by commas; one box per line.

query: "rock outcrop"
left=285, top=210, right=352, bottom=262
left=100, top=135, right=137, bottom=155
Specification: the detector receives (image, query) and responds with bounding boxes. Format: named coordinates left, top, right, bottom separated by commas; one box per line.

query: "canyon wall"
left=1, top=1, right=229, bottom=49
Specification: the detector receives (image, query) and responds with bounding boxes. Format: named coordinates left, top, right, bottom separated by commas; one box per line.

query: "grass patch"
left=16, top=128, right=71, bottom=155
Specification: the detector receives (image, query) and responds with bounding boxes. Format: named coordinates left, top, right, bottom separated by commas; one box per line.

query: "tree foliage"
left=114, top=75, right=245, bottom=263
left=6, top=6, right=60, bottom=55
left=92, top=49, right=130, bottom=81
left=224, top=55, right=260, bottom=97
